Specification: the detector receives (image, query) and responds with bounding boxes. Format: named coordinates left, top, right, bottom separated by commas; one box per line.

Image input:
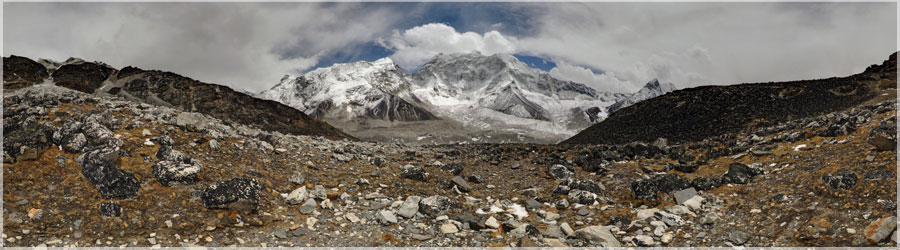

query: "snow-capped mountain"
left=582, top=79, right=677, bottom=123
left=410, top=53, right=622, bottom=120
left=259, top=57, right=436, bottom=122
left=606, top=79, right=677, bottom=114
left=260, top=52, right=669, bottom=142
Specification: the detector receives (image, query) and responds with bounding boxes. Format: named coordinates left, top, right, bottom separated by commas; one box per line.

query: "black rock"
left=400, top=165, right=429, bottom=181
left=631, top=174, right=691, bottom=200
left=372, top=157, right=384, bottom=167
left=630, top=179, right=658, bottom=200
left=548, top=164, right=574, bottom=180
left=467, top=175, right=485, bottom=184
left=867, top=116, right=897, bottom=151
left=201, top=177, right=261, bottom=211
left=52, top=62, right=115, bottom=93
left=450, top=176, right=473, bottom=192
left=552, top=184, right=571, bottom=195
left=568, top=190, right=597, bottom=205
left=441, top=162, right=464, bottom=175
left=670, top=162, right=699, bottom=173
left=80, top=156, right=140, bottom=199
left=452, top=213, right=485, bottom=230
left=98, top=201, right=122, bottom=217
left=418, top=195, right=450, bottom=217
left=863, top=170, right=893, bottom=180
left=3, top=55, right=49, bottom=90
left=150, top=136, right=175, bottom=147
left=524, top=198, right=542, bottom=210
left=567, top=179, right=604, bottom=193
left=722, top=163, right=758, bottom=184
left=822, top=170, right=858, bottom=190
left=652, top=174, right=692, bottom=193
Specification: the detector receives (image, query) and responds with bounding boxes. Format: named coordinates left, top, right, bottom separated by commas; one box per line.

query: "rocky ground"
left=2, top=83, right=897, bottom=247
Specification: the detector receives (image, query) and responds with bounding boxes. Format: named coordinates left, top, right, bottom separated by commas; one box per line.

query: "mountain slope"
left=410, top=53, right=619, bottom=121
left=562, top=52, right=898, bottom=145
left=260, top=58, right=436, bottom=122
left=1, top=55, right=353, bottom=140
left=605, top=79, right=677, bottom=114
left=261, top=52, right=630, bottom=142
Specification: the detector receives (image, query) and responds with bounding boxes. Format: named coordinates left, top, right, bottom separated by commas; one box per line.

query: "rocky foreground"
left=3, top=82, right=898, bottom=247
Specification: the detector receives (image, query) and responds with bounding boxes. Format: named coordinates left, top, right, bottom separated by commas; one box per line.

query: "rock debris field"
left=2, top=84, right=897, bottom=247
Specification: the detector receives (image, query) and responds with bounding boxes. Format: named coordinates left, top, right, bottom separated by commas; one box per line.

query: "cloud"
left=517, top=2, right=896, bottom=89
left=379, top=23, right=517, bottom=70
left=549, top=62, right=637, bottom=93
left=4, top=2, right=403, bottom=92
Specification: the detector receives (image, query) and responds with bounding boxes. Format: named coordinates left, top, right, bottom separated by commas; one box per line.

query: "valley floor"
left=2, top=84, right=897, bottom=247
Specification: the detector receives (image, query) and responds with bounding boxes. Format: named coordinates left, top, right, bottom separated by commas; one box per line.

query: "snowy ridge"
left=606, top=79, right=677, bottom=114
left=260, top=58, right=435, bottom=121
left=261, top=52, right=670, bottom=140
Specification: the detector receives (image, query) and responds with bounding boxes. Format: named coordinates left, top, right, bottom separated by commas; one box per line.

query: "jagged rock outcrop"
left=52, top=62, right=115, bottom=93
left=3, top=55, right=49, bottom=90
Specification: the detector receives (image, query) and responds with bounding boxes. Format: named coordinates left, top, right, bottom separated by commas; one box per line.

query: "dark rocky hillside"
left=563, top=52, right=897, bottom=145
left=1, top=55, right=353, bottom=140
left=3, top=55, right=50, bottom=90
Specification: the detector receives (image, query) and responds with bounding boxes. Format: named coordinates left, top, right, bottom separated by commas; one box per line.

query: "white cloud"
left=549, top=62, right=637, bottom=93
left=518, top=2, right=896, bottom=89
left=4, top=3, right=402, bottom=92
left=379, top=23, right=517, bottom=70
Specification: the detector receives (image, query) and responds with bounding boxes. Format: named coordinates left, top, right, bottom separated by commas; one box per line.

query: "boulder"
left=152, top=160, right=201, bottom=186
left=867, top=117, right=896, bottom=151
left=822, top=170, right=857, bottom=190
left=418, top=195, right=450, bottom=217
left=400, top=164, right=428, bottom=181
left=548, top=164, right=574, bottom=180
left=201, top=177, right=261, bottom=211
left=575, top=226, right=621, bottom=247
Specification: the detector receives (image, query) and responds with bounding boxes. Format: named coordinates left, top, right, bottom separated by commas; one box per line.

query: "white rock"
left=847, top=228, right=856, bottom=234
left=543, top=238, right=567, bottom=247
left=636, top=208, right=659, bottom=221
left=661, top=232, right=674, bottom=244
left=574, top=225, right=621, bottom=247
left=142, top=129, right=152, bottom=137
left=285, top=186, right=308, bottom=205
left=633, top=235, right=655, bottom=246
left=683, top=196, right=704, bottom=211
left=654, top=226, right=665, bottom=236
left=345, top=213, right=360, bottom=223
left=560, top=222, right=575, bottom=237
left=485, top=216, right=500, bottom=229
left=440, top=223, right=459, bottom=234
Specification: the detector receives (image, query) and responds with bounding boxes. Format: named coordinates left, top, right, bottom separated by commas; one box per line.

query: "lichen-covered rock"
left=98, top=201, right=122, bottom=217
left=631, top=174, right=691, bottom=200
left=548, top=164, right=574, bottom=180
left=867, top=116, right=896, bottom=151
left=722, top=162, right=761, bottom=184
left=418, top=195, right=450, bottom=217
left=567, top=190, right=597, bottom=205
left=691, top=177, right=723, bottom=191
left=822, top=170, right=858, bottom=190
left=201, top=177, right=261, bottom=211
left=400, top=164, right=428, bottom=181
left=81, top=160, right=140, bottom=199
left=152, top=160, right=201, bottom=186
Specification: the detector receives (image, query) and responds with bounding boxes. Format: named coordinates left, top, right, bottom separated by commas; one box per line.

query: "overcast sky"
left=4, top=2, right=897, bottom=93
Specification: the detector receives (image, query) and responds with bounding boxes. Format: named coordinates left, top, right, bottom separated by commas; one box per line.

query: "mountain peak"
left=643, top=78, right=660, bottom=88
